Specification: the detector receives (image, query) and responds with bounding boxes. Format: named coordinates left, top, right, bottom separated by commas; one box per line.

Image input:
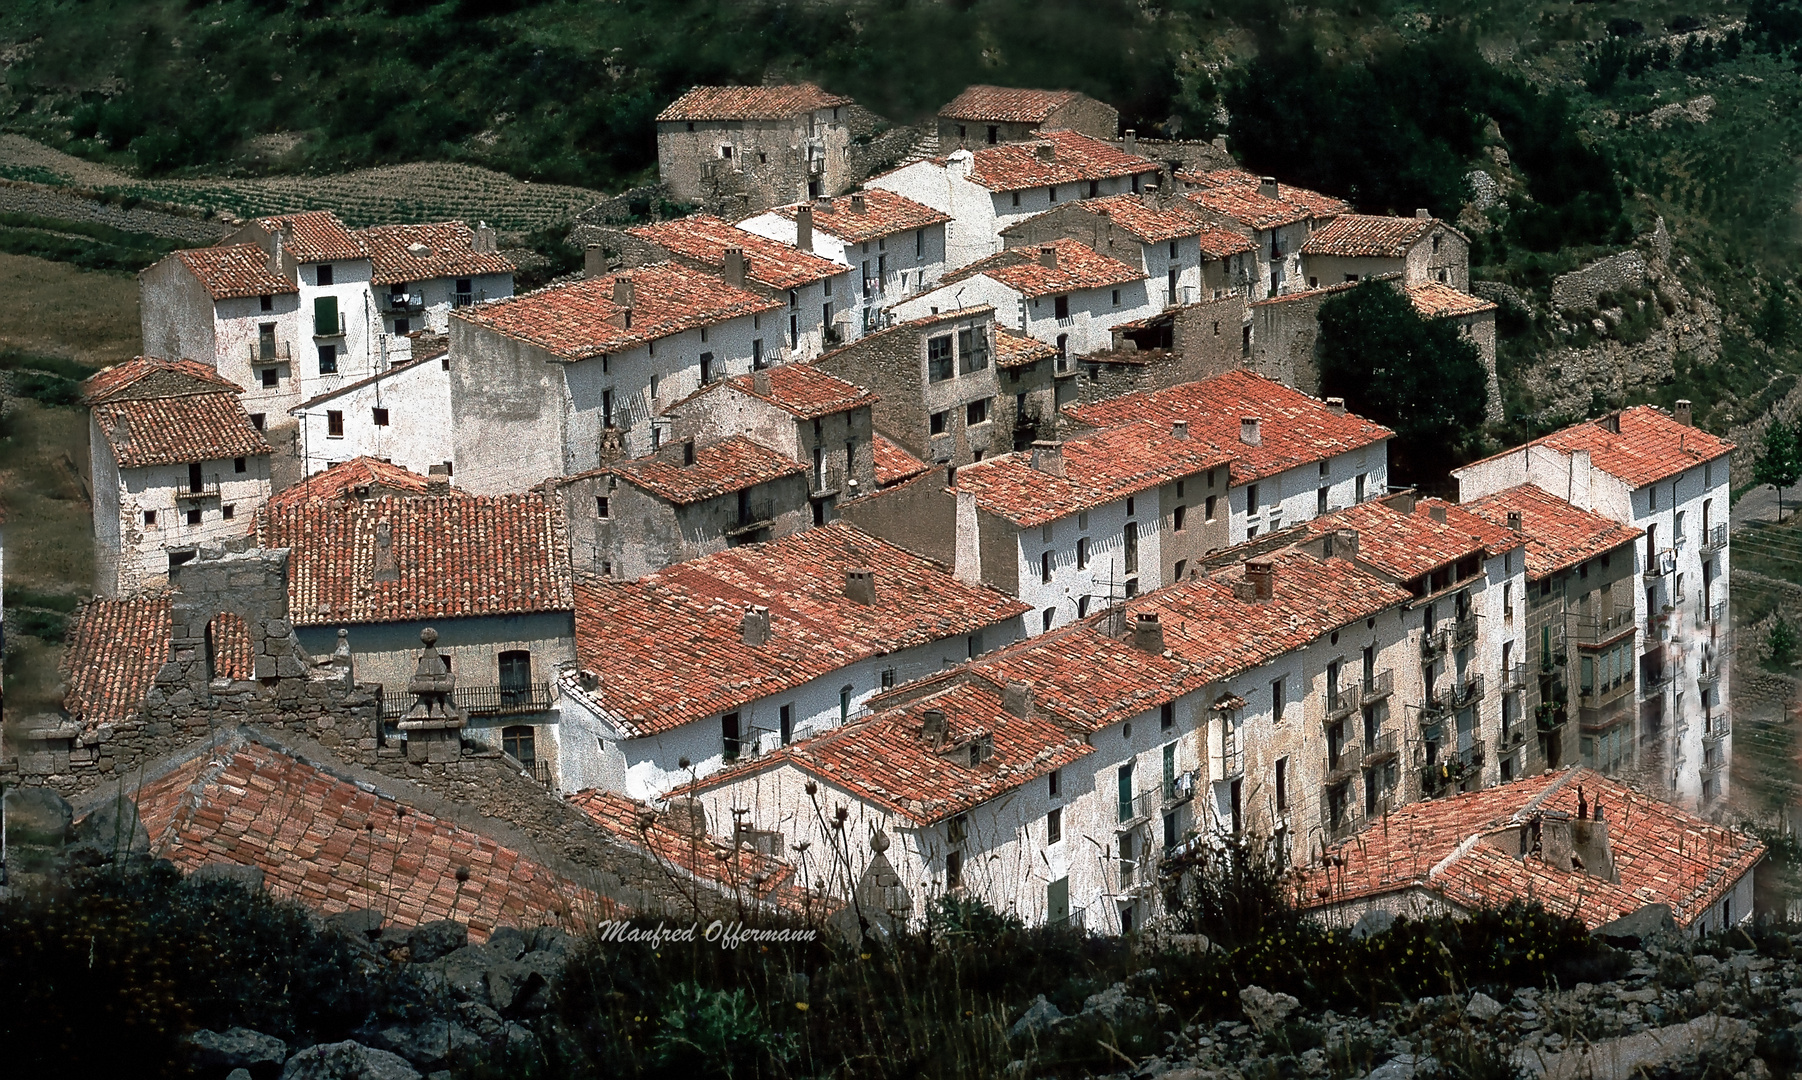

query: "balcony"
left=1361, top=669, right=1394, bottom=703
left=1214, top=737, right=1245, bottom=781
left=1163, top=769, right=1199, bottom=804
left=249, top=340, right=292, bottom=364
left=1420, top=629, right=1450, bottom=659
left=1499, top=724, right=1529, bottom=751
left=1703, top=713, right=1731, bottom=742
left=1640, top=665, right=1672, bottom=698
left=1698, top=664, right=1721, bottom=688
left=1574, top=608, right=1635, bottom=646
left=1326, top=684, right=1359, bottom=721
left=1701, top=523, right=1727, bottom=554
left=1453, top=614, right=1478, bottom=647
left=1458, top=740, right=1485, bottom=770
left=1578, top=677, right=1634, bottom=711
left=175, top=484, right=221, bottom=502
left=1535, top=701, right=1568, bottom=732
left=1453, top=673, right=1485, bottom=708
left=1117, top=788, right=1158, bottom=829
left=1324, top=749, right=1360, bottom=785
left=380, top=682, right=553, bottom=720
left=380, top=292, right=425, bottom=315
left=1645, top=614, right=1670, bottom=644
left=1503, top=663, right=1528, bottom=692
left=1362, top=729, right=1399, bottom=767
left=1644, top=551, right=1672, bottom=581
left=452, top=291, right=475, bottom=309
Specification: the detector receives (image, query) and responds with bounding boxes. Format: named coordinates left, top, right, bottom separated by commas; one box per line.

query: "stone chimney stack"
left=1124, top=128, right=1137, bottom=157
left=613, top=275, right=635, bottom=309
left=1038, top=245, right=1058, bottom=269
left=741, top=605, right=772, bottom=647
left=1327, top=528, right=1359, bottom=558
left=1246, top=559, right=1275, bottom=600
left=1325, top=397, right=1347, bottom=416
left=844, top=567, right=877, bottom=605
left=1240, top=416, right=1261, bottom=446
left=1507, top=510, right=1523, bottom=532
left=584, top=244, right=607, bottom=279
left=1675, top=399, right=1693, bottom=427
left=1415, top=208, right=1430, bottom=220
left=723, top=246, right=748, bottom=288
left=752, top=368, right=773, bottom=397
left=1171, top=420, right=1189, bottom=440
left=1030, top=441, right=1065, bottom=477
left=1131, top=612, right=1165, bottom=654
left=796, top=204, right=814, bottom=253
left=1140, top=184, right=1160, bottom=209
left=474, top=221, right=497, bottom=253
left=1002, top=680, right=1034, bottom=718
left=921, top=708, right=949, bottom=748
left=1429, top=505, right=1448, bottom=524
left=851, top=193, right=866, bottom=214
left=1259, top=177, right=1279, bottom=200
left=1036, top=143, right=1055, bottom=162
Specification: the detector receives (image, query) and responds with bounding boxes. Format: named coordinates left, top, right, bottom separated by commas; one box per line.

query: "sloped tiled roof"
left=255, top=493, right=574, bottom=627
left=630, top=215, right=848, bottom=291
left=1298, top=767, right=1766, bottom=930
left=954, top=420, right=1232, bottom=527
left=571, top=523, right=1030, bottom=737
left=454, top=264, right=779, bottom=361
left=657, top=83, right=852, bottom=122
left=359, top=222, right=516, bottom=285
left=994, top=327, right=1058, bottom=368
left=873, top=434, right=932, bottom=486
left=1181, top=169, right=1350, bottom=231
left=1300, top=214, right=1434, bottom=257
left=773, top=189, right=951, bottom=245
left=1064, top=370, right=1393, bottom=486
left=61, top=595, right=170, bottom=732
left=939, top=85, right=1085, bottom=124
left=1409, top=282, right=1497, bottom=319
left=944, top=237, right=1144, bottom=298
left=1060, top=193, right=1216, bottom=245
left=608, top=436, right=806, bottom=506
left=705, top=364, right=879, bottom=419
left=209, top=611, right=255, bottom=681
left=1461, top=406, right=1735, bottom=490
left=171, top=244, right=297, bottom=300
left=253, top=210, right=366, bottom=263
left=130, top=737, right=609, bottom=940
left=955, top=130, right=1156, bottom=193
left=91, top=393, right=273, bottom=468
left=1298, top=497, right=1494, bottom=582
left=268, top=457, right=449, bottom=511
left=83, top=356, right=245, bottom=404
left=1461, top=484, right=1644, bottom=581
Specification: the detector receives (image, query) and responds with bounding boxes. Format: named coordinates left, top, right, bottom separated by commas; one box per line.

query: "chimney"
left=1240, top=416, right=1261, bottom=446
left=1171, top=420, right=1189, bottom=440
left=1675, top=399, right=1693, bottom=427
left=1570, top=815, right=1620, bottom=882
left=1506, top=510, right=1523, bottom=532
left=1259, top=176, right=1279, bottom=200
left=921, top=708, right=949, bottom=748
left=1131, top=612, right=1165, bottom=654
left=1246, top=559, right=1275, bottom=600
left=741, top=605, right=772, bottom=647
left=751, top=368, right=772, bottom=397
left=1429, top=504, right=1447, bottom=524
left=474, top=221, right=497, bottom=253
left=1231, top=579, right=1258, bottom=602
left=851, top=193, right=866, bottom=214
left=584, top=244, right=607, bottom=279
left=1326, top=528, right=1359, bottom=558
left=1415, top=208, right=1430, bottom=220
left=1123, top=128, right=1137, bottom=156
left=425, top=465, right=451, bottom=494
left=1140, top=184, right=1160, bottom=209
left=1038, top=245, right=1058, bottom=269
left=844, top=566, right=877, bottom=605
left=1002, top=680, right=1034, bottom=718
left=795, top=204, right=814, bottom=253
left=723, top=246, right=747, bottom=288
left=1212, top=135, right=1228, bottom=153
left=1036, top=143, right=1055, bottom=162
left=613, top=274, right=635, bottom=309
left=1324, top=397, right=1347, bottom=416
left=1030, top=440, right=1065, bottom=477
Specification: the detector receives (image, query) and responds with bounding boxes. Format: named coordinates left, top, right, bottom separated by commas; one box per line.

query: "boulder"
left=485, top=926, right=527, bottom=962
left=1592, top=904, right=1677, bottom=949
left=502, top=1023, right=542, bottom=1061
left=1466, top=991, right=1504, bottom=1022
left=1349, top=909, right=1396, bottom=941
left=1518, top=1015, right=1755, bottom=1080
left=1081, top=982, right=1151, bottom=1025
left=325, top=909, right=386, bottom=940
left=361, top=1021, right=483, bottom=1071
left=1009, top=994, right=1065, bottom=1040
left=1239, top=985, right=1300, bottom=1032
left=228, top=1071, right=254, bottom=1080
left=485, top=959, right=547, bottom=1014
left=527, top=926, right=574, bottom=956
left=279, top=1041, right=421, bottom=1080
left=408, top=921, right=467, bottom=963
left=1367, top=1055, right=1421, bottom=1080
left=70, top=795, right=152, bottom=861
left=186, top=1027, right=289, bottom=1071
left=190, top=862, right=266, bottom=892
left=5, top=788, right=72, bottom=845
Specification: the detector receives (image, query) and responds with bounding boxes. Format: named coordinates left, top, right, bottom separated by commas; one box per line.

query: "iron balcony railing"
left=1361, top=669, right=1394, bottom=702
left=1500, top=724, right=1528, bottom=750
left=175, top=483, right=221, bottom=502
left=1453, top=614, right=1478, bottom=647
left=1503, top=663, right=1528, bottom=691
left=250, top=340, right=292, bottom=364
left=452, top=291, right=475, bottom=309
left=1362, top=729, right=1399, bottom=766
left=1641, top=665, right=1672, bottom=697
left=1453, top=673, right=1485, bottom=708
left=1574, top=608, right=1635, bottom=645
left=1324, top=749, right=1360, bottom=784
left=1701, top=523, right=1727, bottom=554
left=1703, top=712, right=1731, bottom=742
left=1420, top=629, right=1450, bottom=659
left=1117, top=788, right=1157, bottom=828
left=380, top=681, right=553, bottom=719
left=1163, top=769, right=1199, bottom=804
left=1457, top=740, right=1484, bottom=770
left=1326, top=683, right=1359, bottom=720
left=381, top=292, right=425, bottom=314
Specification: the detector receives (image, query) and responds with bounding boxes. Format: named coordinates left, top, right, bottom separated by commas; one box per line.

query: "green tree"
left=1756, top=289, right=1791, bottom=346
left=1771, top=616, right=1798, bottom=665
left=1316, top=280, right=1490, bottom=483
left=1754, top=416, right=1802, bottom=515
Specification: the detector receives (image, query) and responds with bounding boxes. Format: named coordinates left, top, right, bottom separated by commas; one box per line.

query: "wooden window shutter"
left=314, top=295, right=339, bottom=335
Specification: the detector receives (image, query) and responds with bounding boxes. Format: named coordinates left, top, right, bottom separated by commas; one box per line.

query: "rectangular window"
left=1111, top=289, right=1121, bottom=307
left=1275, top=757, right=1288, bottom=811
left=1041, top=608, right=1055, bottom=633
left=1054, top=295, right=1070, bottom=320
left=602, top=389, right=615, bottom=427
left=930, top=410, right=949, bottom=436
left=927, top=335, right=954, bottom=382
left=260, top=293, right=273, bottom=312
left=317, top=344, right=337, bottom=374
left=1317, top=487, right=1329, bottom=514
left=143, top=510, right=157, bottom=526
left=1047, top=807, right=1062, bottom=844
left=393, top=317, right=410, bottom=336
left=1163, top=742, right=1176, bottom=791
left=1173, top=505, right=1187, bottom=532
left=966, top=398, right=990, bottom=426
left=881, top=668, right=896, bottom=690
left=250, top=413, right=265, bottom=431
left=722, top=712, right=741, bottom=761
left=313, top=295, right=339, bottom=335
left=839, top=686, right=852, bottom=724
left=1041, top=551, right=1053, bottom=583
left=699, top=352, right=714, bottom=384
left=1246, top=483, right=1259, bottom=511
left=596, top=497, right=610, bottom=518
left=1205, top=494, right=1217, bottom=521
left=1271, top=676, right=1285, bottom=722
left=315, top=263, right=333, bottom=286
left=1123, top=521, right=1138, bottom=574
left=222, top=504, right=235, bottom=520
left=958, top=326, right=990, bottom=373
left=916, top=229, right=925, bottom=257
left=186, top=507, right=202, bottom=526
left=233, top=456, right=247, bottom=473
left=1160, top=702, right=1174, bottom=731
left=1355, top=473, right=1367, bottom=502
left=780, top=704, right=793, bottom=745
left=752, top=338, right=766, bottom=369
left=260, top=368, right=279, bottom=389
left=372, top=408, right=389, bottom=427
left=326, top=410, right=344, bottom=438
left=1173, top=558, right=1187, bottom=580
left=1048, top=768, right=1061, bottom=797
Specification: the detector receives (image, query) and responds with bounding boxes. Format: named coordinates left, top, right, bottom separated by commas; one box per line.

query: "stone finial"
left=400, top=627, right=464, bottom=763
left=870, top=829, right=890, bottom=853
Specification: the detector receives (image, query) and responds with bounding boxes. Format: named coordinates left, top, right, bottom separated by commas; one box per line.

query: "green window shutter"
left=314, top=295, right=339, bottom=335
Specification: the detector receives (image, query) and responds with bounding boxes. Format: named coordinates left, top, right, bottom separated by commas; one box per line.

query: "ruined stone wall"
left=1550, top=251, right=1650, bottom=313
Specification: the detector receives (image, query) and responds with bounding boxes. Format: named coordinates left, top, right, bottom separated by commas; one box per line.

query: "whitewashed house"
left=360, top=221, right=515, bottom=338
left=736, top=189, right=952, bottom=334
left=84, top=357, right=274, bottom=596
left=867, top=130, right=1161, bottom=270
left=1177, top=170, right=1349, bottom=300
left=886, top=237, right=1152, bottom=358
left=291, top=342, right=453, bottom=479
left=554, top=522, right=1030, bottom=800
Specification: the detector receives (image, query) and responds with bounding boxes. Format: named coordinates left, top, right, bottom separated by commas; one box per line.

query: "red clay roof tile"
left=1464, top=405, right=1735, bottom=489
left=1181, top=169, right=1349, bottom=230
left=254, top=210, right=367, bottom=263
left=945, top=236, right=1144, bottom=297
left=61, top=595, right=170, bottom=731
left=939, top=85, right=1086, bottom=124
left=772, top=189, right=951, bottom=244
left=954, top=130, right=1157, bottom=193
left=268, top=458, right=450, bottom=511
left=1408, top=282, right=1496, bottom=319
left=1461, top=484, right=1644, bottom=580
left=359, top=222, right=516, bottom=285
left=1301, top=214, right=1435, bottom=257
left=83, top=356, right=246, bottom=403
left=719, top=364, right=879, bottom=419
left=1298, top=497, right=1493, bottom=581
left=630, top=215, right=848, bottom=290
left=608, top=436, right=805, bottom=505
left=1060, top=193, right=1228, bottom=245
left=994, top=327, right=1058, bottom=368
left=954, top=420, right=1232, bottom=527
left=873, top=433, right=932, bottom=486
left=91, top=391, right=272, bottom=468
left=172, top=244, right=298, bottom=300
left=657, top=83, right=852, bottom=122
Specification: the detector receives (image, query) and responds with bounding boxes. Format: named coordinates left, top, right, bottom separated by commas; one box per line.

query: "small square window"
left=597, top=497, right=610, bottom=518
left=316, top=263, right=333, bottom=286
left=250, top=413, right=265, bottom=431
left=186, top=508, right=202, bottom=526
left=373, top=407, right=390, bottom=427
left=317, top=344, right=337, bottom=375
left=930, top=410, right=949, bottom=436
left=143, top=509, right=157, bottom=527
left=233, top=456, right=247, bottom=473
left=259, top=294, right=273, bottom=312
left=222, top=504, right=235, bottom=520
left=260, top=368, right=279, bottom=389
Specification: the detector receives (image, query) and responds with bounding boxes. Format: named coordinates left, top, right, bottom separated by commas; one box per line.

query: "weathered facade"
left=291, top=348, right=454, bottom=479
left=1299, top=213, right=1469, bottom=291
left=936, top=85, right=1120, bottom=146
left=655, top=84, right=858, bottom=212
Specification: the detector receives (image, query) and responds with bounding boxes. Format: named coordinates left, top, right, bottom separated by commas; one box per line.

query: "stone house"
left=887, top=237, right=1154, bottom=359
left=627, top=215, right=856, bottom=359
left=448, top=263, right=780, bottom=491
left=554, top=522, right=1030, bottom=800
left=949, top=422, right=1233, bottom=633
left=1058, top=294, right=1251, bottom=405
left=84, top=357, right=275, bottom=596
left=254, top=490, right=577, bottom=786
left=1461, top=483, right=1645, bottom=782
left=1178, top=170, right=1349, bottom=300
left=548, top=435, right=813, bottom=581
left=358, top=221, right=515, bottom=337
left=661, top=363, right=880, bottom=520
left=264, top=456, right=451, bottom=509
left=936, top=85, right=1120, bottom=146
left=655, top=83, right=857, bottom=211
left=1063, top=370, right=1394, bottom=544
left=867, top=130, right=1161, bottom=269
left=1454, top=405, right=1734, bottom=808
left=290, top=343, right=454, bottom=480
left=1299, top=212, right=1469, bottom=290
left=735, top=189, right=952, bottom=334
left=999, top=191, right=1257, bottom=310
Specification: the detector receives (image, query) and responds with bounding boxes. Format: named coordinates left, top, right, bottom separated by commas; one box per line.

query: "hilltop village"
left=0, top=82, right=1755, bottom=943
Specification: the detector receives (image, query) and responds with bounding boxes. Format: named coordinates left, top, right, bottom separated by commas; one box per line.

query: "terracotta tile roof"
left=255, top=493, right=574, bottom=627
left=1462, top=405, right=1735, bottom=490
left=1196, top=227, right=1259, bottom=260
left=1181, top=169, right=1349, bottom=231
left=359, top=222, right=516, bottom=285
left=1298, top=497, right=1492, bottom=581
left=1250, top=279, right=1363, bottom=310
left=873, top=434, right=931, bottom=486
left=61, top=595, right=170, bottom=732
left=972, top=623, right=1197, bottom=733
left=172, top=244, right=297, bottom=301
left=955, top=130, right=1157, bottom=193
left=1300, top=214, right=1434, bottom=257
left=609, top=436, right=806, bottom=506
left=209, top=612, right=255, bottom=681
left=1409, top=282, right=1496, bottom=319
left=945, top=237, right=1144, bottom=298
left=454, top=264, right=779, bottom=362
left=954, top=420, right=1232, bottom=527
left=773, top=189, right=951, bottom=244
left=939, top=85, right=1085, bottom=124
left=1069, top=193, right=1217, bottom=244
left=253, top=210, right=366, bottom=263
left=630, top=215, right=848, bottom=291
left=268, top=458, right=450, bottom=511
left=1461, top=484, right=1644, bottom=581
left=1418, top=497, right=1524, bottom=557
left=92, top=392, right=273, bottom=468
left=130, top=738, right=610, bottom=940
left=1298, top=767, right=1766, bottom=930
left=684, top=680, right=1094, bottom=825
left=568, top=789, right=815, bottom=912
left=718, top=364, right=879, bottom=419
left=83, top=356, right=246, bottom=403
left=994, top=327, right=1058, bottom=368
left=571, top=523, right=1030, bottom=737
left=657, top=83, right=852, bottom=122
left=1064, top=370, right=1393, bottom=486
